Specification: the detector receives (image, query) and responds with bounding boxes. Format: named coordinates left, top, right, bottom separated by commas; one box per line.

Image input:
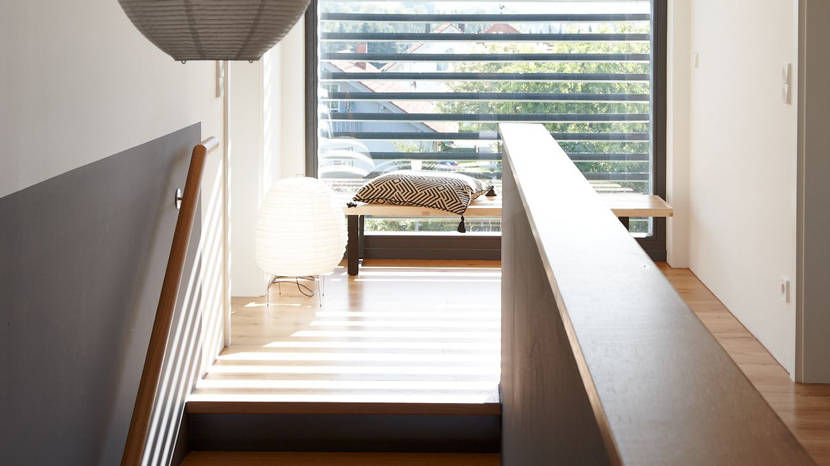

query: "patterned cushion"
left=353, top=171, right=494, bottom=215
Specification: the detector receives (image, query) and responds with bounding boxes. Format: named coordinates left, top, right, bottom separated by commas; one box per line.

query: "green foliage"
left=318, top=2, right=654, bottom=233
left=366, top=217, right=501, bottom=233
left=392, top=141, right=422, bottom=153
left=436, top=26, right=652, bottom=196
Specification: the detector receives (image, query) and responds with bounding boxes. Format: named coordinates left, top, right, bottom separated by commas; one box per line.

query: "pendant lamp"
left=118, top=0, right=312, bottom=62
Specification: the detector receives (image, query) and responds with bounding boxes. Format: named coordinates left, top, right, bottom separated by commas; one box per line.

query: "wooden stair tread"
left=185, top=400, right=501, bottom=416
left=186, top=264, right=501, bottom=455
left=181, top=451, right=500, bottom=466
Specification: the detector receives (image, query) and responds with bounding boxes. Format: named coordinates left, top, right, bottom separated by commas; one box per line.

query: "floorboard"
left=659, top=263, right=830, bottom=465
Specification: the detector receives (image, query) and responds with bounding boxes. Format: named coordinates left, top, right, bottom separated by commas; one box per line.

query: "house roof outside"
left=482, top=23, right=521, bottom=34
left=396, top=23, right=463, bottom=58
left=326, top=59, right=459, bottom=133
left=324, top=22, right=525, bottom=135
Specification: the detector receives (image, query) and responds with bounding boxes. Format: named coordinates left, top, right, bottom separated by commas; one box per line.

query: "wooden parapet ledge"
left=498, top=123, right=813, bottom=465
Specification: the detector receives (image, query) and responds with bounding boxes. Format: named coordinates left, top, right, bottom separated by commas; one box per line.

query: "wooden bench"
left=343, top=193, right=673, bottom=275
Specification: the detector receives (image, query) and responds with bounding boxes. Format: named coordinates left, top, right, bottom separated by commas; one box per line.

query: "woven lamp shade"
left=118, top=0, right=311, bottom=61
left=256, top=178, right=347, bottom=278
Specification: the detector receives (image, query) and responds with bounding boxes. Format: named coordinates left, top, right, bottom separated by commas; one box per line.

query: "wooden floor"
left=190, top=260, right=501, bottom=405
left=659, top=263, right=830, bottom=465
left=181, top=451, right=499, bottom=466
left=189, top=259, right=830, bottom=465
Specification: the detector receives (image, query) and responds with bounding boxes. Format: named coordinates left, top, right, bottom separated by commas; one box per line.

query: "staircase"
left=174, top=263, right=503, bottom=465
left=119, top=152, right=503, bottom=466
left=177, top=400, right=500, bottom=465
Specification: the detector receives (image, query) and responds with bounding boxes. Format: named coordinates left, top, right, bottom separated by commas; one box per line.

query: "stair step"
left=186, top=400, right=501, bottom=416
left=183, top=401, right=501, bottom=453
left=181, top=451, right=500, bottom=466
left=188, top=390, right=500, bottom=404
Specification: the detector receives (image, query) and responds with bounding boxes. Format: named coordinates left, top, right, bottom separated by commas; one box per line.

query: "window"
left=323, top=84, right=341, bottom=112
left=307, top=0, right=666, bottom=257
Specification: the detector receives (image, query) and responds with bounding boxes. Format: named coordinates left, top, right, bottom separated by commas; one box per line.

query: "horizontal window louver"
left=316, top=1, right=654, bottom=233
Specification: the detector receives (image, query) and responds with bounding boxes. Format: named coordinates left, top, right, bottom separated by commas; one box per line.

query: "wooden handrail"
left=121, top=137, right=218, bottom=466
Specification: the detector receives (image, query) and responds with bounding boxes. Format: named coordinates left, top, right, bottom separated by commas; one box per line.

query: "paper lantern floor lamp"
left=118, top=0, right=312, bottom=62
left=255, top=177, right=347, bottom=307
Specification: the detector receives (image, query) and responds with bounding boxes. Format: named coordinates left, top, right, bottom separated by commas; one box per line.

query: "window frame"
left=305, top=0, right=668, bottom=261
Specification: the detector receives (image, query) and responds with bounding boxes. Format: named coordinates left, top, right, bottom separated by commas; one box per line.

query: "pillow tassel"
left=457, top=216, right=467, bottom=233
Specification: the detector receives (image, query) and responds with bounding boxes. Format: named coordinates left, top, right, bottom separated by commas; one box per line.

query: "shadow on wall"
left=141, top=151, right=228, bottom=466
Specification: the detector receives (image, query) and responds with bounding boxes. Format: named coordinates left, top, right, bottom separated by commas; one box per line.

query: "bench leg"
left=619, top=216, right=630, bottom=230
left=347, top=215, right=360, bottom=276
left=359, top=215, right=365, bottom=260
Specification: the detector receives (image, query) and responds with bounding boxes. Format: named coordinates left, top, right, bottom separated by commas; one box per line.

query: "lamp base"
left=266, top=275, right=325, bottom=309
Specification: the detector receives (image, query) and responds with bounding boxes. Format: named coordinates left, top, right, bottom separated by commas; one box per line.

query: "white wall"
left=686, top=0, right=799, bottom=374
left=278, top=20, right=308, bottom=179
left=229, top=19, right=306, bottom=297
left=1, top=0, right=224, bottom=199
left=2, top=0, right=228, bottom=357
left=229, top=60, right=266, bottom=297
left=666, top=0, right=691, bottom=267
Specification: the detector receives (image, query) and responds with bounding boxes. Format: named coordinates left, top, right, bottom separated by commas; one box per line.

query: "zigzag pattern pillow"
left=353, top=171, right=494, bottom=215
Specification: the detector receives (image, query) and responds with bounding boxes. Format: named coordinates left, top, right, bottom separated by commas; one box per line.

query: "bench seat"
left=343, top=193, right=673, bottom=275
left=344, top=194, right=672, bottom=219
left=344, top=195, right=502, bottom=218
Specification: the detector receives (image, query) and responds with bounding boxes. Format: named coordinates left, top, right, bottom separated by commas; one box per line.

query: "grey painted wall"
left=797, top=0, right=830, bottom=383
left=0, top=124, right=201, bottom=465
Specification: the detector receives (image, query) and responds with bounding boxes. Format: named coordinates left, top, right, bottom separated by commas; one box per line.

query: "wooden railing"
left=121, top=137, right=219, bottom=466
left=498, top=123, right=814, bottom=465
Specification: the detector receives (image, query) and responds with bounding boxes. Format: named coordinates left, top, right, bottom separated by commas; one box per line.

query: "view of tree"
left=436, top=24, right=651, bottom=195
left=318, top=1, right=654, bottom=233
